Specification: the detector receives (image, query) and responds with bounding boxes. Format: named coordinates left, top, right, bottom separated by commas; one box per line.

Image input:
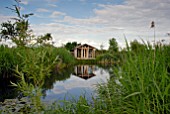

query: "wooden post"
left=74, top=49, right=77, bottom=58
left=81, top=47, right=83, bottom=58
left=87, top=47, right=89, bottom=59
left=84, top=48, right=85, bottom=58
left=94, top=49, right=95, bottom=58
left=91, top=50, right=94, bottom=59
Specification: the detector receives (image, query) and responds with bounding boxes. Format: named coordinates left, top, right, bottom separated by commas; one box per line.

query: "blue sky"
left=0, top=0, right=170, bottom=49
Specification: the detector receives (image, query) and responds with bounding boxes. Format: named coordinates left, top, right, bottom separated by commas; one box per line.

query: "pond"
left=0, top=65, right=113, bottom=103
left=42, top=65, right=112, bottom=103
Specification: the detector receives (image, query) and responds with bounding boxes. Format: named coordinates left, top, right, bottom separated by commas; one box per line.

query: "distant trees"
left=108, top=38, right=119, bottom=53
left=96, top=38, right=119, bottom=63
left=64, top=41, right=81, bottom=51
left=130, top=40, right=146, bottom=52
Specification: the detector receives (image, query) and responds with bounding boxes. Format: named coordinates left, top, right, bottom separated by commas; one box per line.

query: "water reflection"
left=42, top=65, right=111, bottom=102
left=43, top=66, right=74, bottom=90
left=73, top=65, right=96, bottom=80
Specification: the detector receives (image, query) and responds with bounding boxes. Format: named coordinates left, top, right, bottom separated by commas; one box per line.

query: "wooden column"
left=75, top=66, right=77, bottom=75
left=92, top=50, right=93, bottom=58
left=81, top=65, right=83, bottom=75
left=83, top=48, right=85, bottom=58
left=87, top=47, right=89, bottom=59
left=81, top=47, right=83, bottom=58
left=92, top=49, right=95, bottom=58
left=74, top=49, right=77, bottom=58
left=93, top=49, right=95, bottom=58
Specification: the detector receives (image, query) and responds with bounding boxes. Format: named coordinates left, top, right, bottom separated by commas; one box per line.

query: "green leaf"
left=164, top=84, right=170, bottom=96
left=124, top=92, right=141, bottom=99
left=10, top=81, right=18, bottom=87
left=15, top=5, right=21, bottom=18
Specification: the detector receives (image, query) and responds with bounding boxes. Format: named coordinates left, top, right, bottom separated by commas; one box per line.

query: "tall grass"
left=0, top=45, right=20, bottom=78
left=55, top=47, right=75, bottom=65
left=0, top=46, right=75, bottom=79
left=97, top=44, right=170, bottom=113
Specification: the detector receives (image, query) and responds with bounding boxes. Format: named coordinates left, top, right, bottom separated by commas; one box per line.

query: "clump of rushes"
left=0, top=45, right=19, bottom=78
left=55, top=47, right=75, bottom=65
left=97, top=43, right=170, bottom=113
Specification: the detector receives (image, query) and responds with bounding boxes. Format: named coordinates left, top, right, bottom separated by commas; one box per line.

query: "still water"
left=42, top=65, right=111, bottom=102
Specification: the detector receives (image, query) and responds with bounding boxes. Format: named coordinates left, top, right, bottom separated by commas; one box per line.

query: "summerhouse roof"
left=74, top=44, right=96, bottom=50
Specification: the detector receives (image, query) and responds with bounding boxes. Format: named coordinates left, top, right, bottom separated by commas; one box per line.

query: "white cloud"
left=48, top=4, right=57, bottom=7
left=20, top=0, right=28, bottom=5
left=36, top=8, right=50, bottom=12
left=33, top=0, right=170, bottom=48
left=6, top=0, right=169, bottom=48
left=51, top=69, right=110, bottom=95
left=61, top=16, right=109, bottom=26
left=93, top=0, right=170, bottom=45
left=50, top=11, right=66, bottom=18
left=0, top=15, right=15, bottom=24
left=31, top=22, right=112, bottom=49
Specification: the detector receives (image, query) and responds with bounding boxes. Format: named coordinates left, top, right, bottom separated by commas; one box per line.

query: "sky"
left=0, top=0, right=170, bottom=49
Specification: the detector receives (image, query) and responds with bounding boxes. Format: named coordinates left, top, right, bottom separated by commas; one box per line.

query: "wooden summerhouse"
left=74, top=44, right=96, bottom=59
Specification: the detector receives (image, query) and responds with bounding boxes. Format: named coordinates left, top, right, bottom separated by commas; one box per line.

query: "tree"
left=65, top=41, right=81, bottom=51
left=37, top=33, right=52, bottom=44
left=130, top=40, right=146, bottom=52
left=108, top=38, right=118, bottom=53
left=0, top=0, right=52, bottom=47
left=0, top=0, right=34, bottom=47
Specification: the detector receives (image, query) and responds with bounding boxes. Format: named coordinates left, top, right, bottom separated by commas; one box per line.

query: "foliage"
left=64, top=41, right=81, bottom=51
left=130, top=39, right=148, bottom=53
left=36, top=33, right=53, bottom=46
left=97, top=43, right=170, bottom=113
left=42, top=65, right=74, bottom=90
left=55, top=47, right=75, bottom=65
left=108, top=38, right=119, bottom=53
left=0, top=45, right=19, bottom=78
left=96, top=53, right=114, bottom=63
left=0, top=45, right=76, bottom=104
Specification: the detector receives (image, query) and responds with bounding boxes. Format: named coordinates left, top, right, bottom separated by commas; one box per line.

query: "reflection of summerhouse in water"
left=73, top=65, right=96, bottom=80
left=74, top=44, right=96, bottom=59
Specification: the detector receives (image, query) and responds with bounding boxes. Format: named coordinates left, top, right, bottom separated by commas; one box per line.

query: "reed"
left=0, top=46, right=19, bottom=78
left=96, top=43, right=170, bottom=113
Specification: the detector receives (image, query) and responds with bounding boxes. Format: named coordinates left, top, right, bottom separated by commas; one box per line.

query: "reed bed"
left=96, top=44, right=170, bottom=113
